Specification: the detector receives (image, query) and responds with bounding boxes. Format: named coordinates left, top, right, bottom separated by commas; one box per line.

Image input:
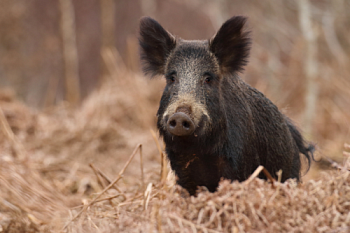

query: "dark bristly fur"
left=138, top=16, right=314, bottom=195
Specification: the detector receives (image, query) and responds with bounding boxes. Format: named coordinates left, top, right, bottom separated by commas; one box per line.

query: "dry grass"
left=1, top=1, right=350, bottom=232
left=0, top=71, right=349, bottom=232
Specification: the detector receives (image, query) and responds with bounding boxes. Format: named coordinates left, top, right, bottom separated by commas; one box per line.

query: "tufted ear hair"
left=209, top=16, right=251, bottom=75
left=139, top=17, right=176, bottom=77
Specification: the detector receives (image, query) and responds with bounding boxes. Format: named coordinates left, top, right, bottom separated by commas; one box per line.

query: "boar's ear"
left=139, top=17, right=176, bottom=77
left=209, top=16, right=251, bottom=75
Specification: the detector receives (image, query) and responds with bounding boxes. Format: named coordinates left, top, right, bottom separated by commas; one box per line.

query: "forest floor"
left=0, top=73, right=349, bottom=232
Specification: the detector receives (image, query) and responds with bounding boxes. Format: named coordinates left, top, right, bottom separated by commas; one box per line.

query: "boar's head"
left=139, top=16, right=251, bottom=154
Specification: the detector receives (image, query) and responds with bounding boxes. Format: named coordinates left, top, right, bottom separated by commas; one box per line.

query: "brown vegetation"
left=0, top=75, right=350, bottom=232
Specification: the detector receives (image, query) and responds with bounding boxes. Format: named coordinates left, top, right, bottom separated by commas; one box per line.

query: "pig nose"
left=167, top=112, right=195, bottom=136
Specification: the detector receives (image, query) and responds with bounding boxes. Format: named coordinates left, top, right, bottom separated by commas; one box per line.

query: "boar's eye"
left=205, top=77, right=211, bottom=84
left=204, top=72, right=214, bottom=84
left=166, top=71, right=176, bottom=83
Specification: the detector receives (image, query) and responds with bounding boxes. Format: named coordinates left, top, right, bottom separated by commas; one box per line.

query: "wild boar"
left=139, top=16, right=314, bottom=195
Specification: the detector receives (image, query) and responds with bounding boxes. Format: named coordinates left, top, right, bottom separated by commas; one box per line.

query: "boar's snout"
left=167, top=112, right=195, bottom=136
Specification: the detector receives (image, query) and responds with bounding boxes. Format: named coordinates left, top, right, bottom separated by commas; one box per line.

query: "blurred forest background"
left=0, top=0, right=349, bottom=161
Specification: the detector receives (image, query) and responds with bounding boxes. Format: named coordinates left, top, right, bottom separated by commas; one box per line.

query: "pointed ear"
left=139, top=17, right=176, bottom=77
left=209, top=16, right=251, bottom=75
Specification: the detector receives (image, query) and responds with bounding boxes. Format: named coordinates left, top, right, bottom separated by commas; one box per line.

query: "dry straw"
left=0, top=82, right=349, bottom=232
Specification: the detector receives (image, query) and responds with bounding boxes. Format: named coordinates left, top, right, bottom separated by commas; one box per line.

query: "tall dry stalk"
left=100, top=0, right=115, bottom=79
left=322, top=3, right=348, bottom=65
left=298, top=0, right=318, bottom=138
left=59, top=0, right=80, bottom=105
left=125, top=35, right=139, bottom=72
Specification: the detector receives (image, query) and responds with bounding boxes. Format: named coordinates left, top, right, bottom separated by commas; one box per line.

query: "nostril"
left=182, top=121, right=190, bottom=129
left=169, top=120, right=176, bottom=127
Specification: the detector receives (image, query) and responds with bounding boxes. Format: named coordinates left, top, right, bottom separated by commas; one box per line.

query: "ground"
left=0, top=73, right=349, bottom=232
